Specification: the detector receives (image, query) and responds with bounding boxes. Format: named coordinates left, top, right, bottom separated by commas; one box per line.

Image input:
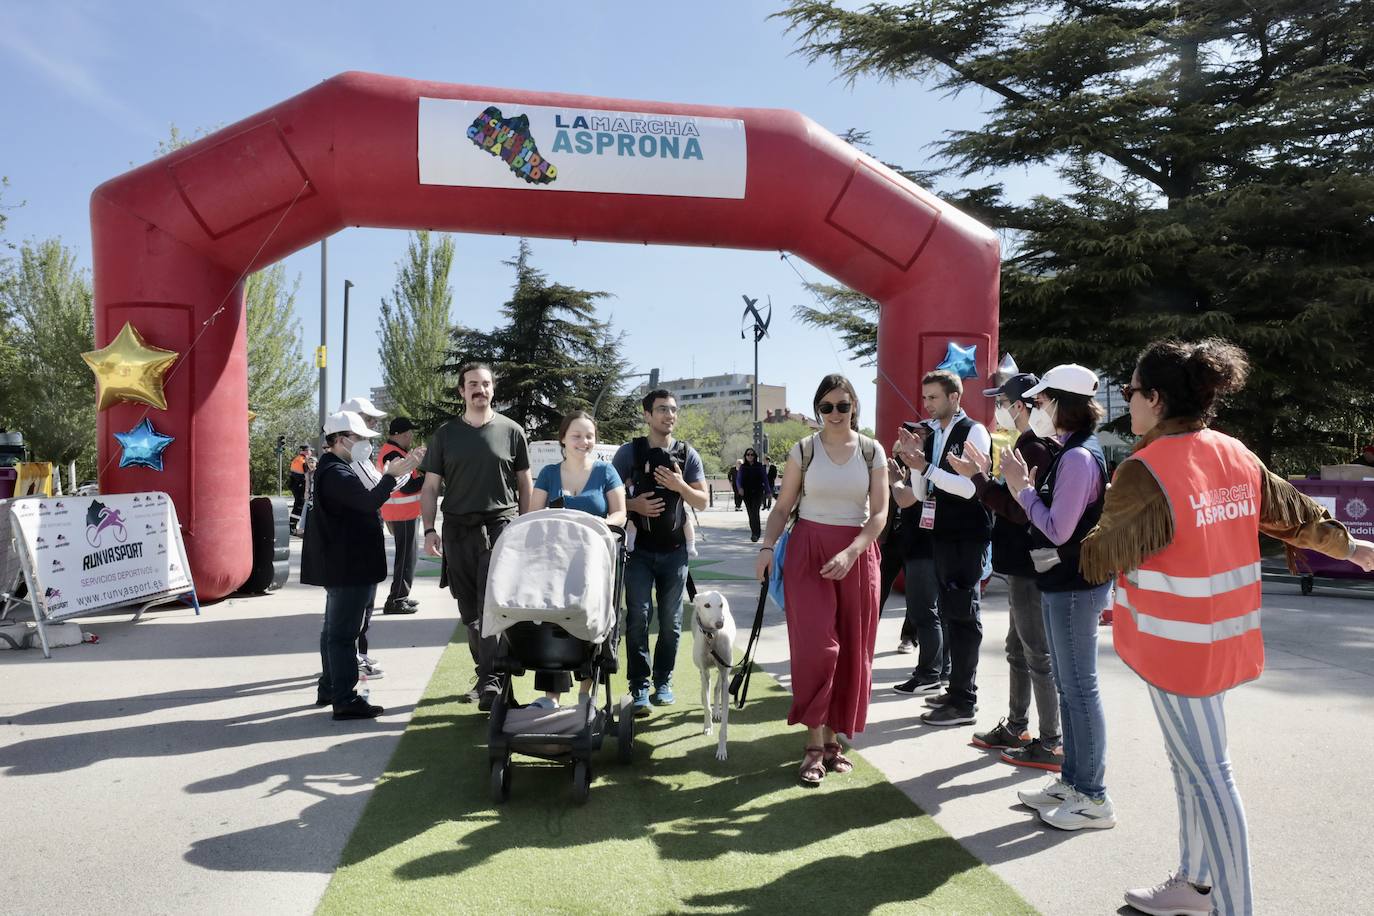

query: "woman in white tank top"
left=754, top=374, right=889, bottom=786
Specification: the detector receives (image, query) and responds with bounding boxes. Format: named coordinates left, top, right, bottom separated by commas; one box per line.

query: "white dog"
left=691, top=590, right=737, bottom=761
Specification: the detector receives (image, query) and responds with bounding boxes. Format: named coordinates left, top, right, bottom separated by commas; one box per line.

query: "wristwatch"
left=424, top=527, right=437, bottom=536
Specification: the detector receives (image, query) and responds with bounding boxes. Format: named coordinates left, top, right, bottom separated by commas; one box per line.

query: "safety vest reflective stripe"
left=1125, top=561, right=1262, bottom=599
left=1116, top=586, right=1262, bottom=645
left=388, top=493, right=420, bottom=506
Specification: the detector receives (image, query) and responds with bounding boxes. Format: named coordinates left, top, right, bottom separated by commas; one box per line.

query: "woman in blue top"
left=528, top=411, right=626, bottom=707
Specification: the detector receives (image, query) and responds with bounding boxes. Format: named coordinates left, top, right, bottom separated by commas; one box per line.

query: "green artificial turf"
left=316, top=628, right=1038, bottom=916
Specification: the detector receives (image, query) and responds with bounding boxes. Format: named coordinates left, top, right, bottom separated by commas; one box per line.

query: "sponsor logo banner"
left=9, top=492, right=193, bottom=621
left=527, top=441, right=621, bottom=481
left=418, top=98, right=747, bottom=199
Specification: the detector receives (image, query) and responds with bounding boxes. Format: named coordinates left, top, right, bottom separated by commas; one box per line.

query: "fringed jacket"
left=1080, top=417, right=1353, bottom=584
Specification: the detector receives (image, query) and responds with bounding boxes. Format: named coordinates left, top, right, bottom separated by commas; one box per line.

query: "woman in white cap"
left=1000, top=363, right=1116, bottom=831
left=302, top=411, right=422, bottom=720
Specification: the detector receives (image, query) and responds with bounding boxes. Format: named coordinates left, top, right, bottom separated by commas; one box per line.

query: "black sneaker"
left=382, top=600, right=417, bottom=615
left=478, top=689, right=500, bottom=712
left=333, top=697, right=384, bottom=720
left=924, top=692, right=955, bottom=708
left=894, top=677, right=944, bottom=695
left=921, top=705, right=976, bottom=727
left=971, top=718, right=1031, bottom=750
left=1001, top=738, right=1065, bottom=772
left=314, top=690, right=330, bottom=708
left=402, top=597, right=419, bottom=607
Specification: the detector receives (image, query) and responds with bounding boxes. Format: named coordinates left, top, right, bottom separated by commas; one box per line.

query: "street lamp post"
left=341, top=279, right=354, bottom=400
left=740, top=295, right=772, bottom=453
left=316, top=238, right=328, bottom=450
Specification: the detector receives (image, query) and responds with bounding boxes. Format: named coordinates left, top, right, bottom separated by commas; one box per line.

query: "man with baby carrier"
left=613, top=388, right=709, bottom=717
left=420, top=363, right=533, bottom=712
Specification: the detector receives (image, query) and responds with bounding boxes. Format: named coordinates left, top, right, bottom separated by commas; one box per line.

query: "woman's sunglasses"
left=1119, top=384, right=1143, bottom=401
left=818, top=401, right=852, bottom=415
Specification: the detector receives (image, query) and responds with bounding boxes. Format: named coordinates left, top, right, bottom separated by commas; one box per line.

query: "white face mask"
left=350, top=439, right=374, bottom=464
left=1029, top=402, right=1057, bottom=438
left=995, top=404, right=1016, bottom=432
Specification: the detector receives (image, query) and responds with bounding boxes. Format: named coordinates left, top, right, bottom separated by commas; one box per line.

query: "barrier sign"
left=527, top=441, right=622, bottom=479
left=8, top=492, right=197, bottom=654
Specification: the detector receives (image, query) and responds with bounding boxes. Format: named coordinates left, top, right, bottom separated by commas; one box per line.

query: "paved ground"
left=2, top=508, right=1371, bottom=914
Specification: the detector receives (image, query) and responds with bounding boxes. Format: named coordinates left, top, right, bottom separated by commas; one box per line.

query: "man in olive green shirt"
left=420, top=363, right=532, bottom=709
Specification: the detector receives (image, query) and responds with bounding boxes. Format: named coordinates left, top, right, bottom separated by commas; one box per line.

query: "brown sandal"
left=823, top=742, right=854, bottom=774
left=799, top=745, right=826, bottom=786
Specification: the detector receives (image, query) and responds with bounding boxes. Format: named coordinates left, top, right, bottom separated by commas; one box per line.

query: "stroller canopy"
left=482, top=509, right=618, bottom=643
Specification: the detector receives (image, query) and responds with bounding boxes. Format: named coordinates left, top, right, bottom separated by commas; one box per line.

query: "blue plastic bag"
left=768, top=527, right=790, bottom=610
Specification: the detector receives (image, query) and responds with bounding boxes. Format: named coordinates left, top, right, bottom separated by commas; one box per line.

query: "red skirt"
left=781, top=518, right=880, bottom=737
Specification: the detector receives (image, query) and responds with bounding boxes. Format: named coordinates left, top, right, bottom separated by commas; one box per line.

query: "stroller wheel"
left=490, top=757, right=511, bottom=804
left=616, top=695, right=635, bottom=764
left=571, top=760, right=591, bottom=805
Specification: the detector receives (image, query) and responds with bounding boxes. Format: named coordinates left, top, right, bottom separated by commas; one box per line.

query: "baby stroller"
left=482, top=508, right=636, bottom=804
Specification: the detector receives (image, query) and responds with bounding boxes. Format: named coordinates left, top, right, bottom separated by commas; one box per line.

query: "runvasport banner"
left=9, top=491, right=193, bottom=621
left=418, top=97, right=747, bottom=198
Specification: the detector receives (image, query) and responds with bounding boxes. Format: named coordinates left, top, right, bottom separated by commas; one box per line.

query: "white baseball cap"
left=322, top=411, right=380, bottom=438
left=337, top=396, right=385, bottom=418
left=1023, top=364, right=1100, bottom=398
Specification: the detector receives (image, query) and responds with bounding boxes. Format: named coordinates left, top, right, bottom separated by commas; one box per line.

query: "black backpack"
left=630, top=436, right=691, bottom=547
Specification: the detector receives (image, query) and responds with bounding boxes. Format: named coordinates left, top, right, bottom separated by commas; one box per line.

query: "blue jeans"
left=1041, top=582, right=1111, bottom=799
left=319, top=584, right=372, bottom=706
left=624, top=544, right=688, bottom=692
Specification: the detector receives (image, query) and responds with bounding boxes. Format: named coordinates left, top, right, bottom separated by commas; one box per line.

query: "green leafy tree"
left=762, top=418, right=817, bottom=464
left=440, top=241, right=629, bottom=442
left=0, top=239, right=96, bottom=476
left=243, top=265, right=316, bottom=494
left=779, top=0, right=1374, bottom=472
left=378, top=231, right=456, bottom=421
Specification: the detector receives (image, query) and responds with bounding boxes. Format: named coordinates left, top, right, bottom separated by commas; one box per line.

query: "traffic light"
left=275, top=435, right=286, bottom=453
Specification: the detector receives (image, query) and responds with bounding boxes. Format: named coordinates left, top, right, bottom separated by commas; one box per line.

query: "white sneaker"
left=1017, top=776, right=1072, bottom=812
left=358, top=653, right=381, bottom=668
left=1040, top=789, right=1117, bottom=830
left=358, top=661, right=385, bottom=679
left=897, top=639, right=915, bottom=654
left=1123, top=873, right=1212, bottom=916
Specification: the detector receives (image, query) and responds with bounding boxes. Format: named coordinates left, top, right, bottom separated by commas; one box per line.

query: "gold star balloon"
left=82, top=322, right=179, bottom=411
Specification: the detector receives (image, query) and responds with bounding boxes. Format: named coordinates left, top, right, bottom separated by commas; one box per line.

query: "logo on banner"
left=85, top=500, right=129, bottom=547
left=468, top=107, right=558, bottom=185
left=51, top=559, right=65, bottom=572
left=551, top=112, right=704, bottom=161
left=36, top=536, right=47, bottom=550
left=44, top=587, right=68, bottom=614
left=1348, top=498, right=1368, bottom=520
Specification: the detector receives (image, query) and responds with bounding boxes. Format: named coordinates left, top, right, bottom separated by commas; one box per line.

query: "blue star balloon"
left=935, top=341, right=979, bottom=379
left=114, top=418, right=174, bottom=471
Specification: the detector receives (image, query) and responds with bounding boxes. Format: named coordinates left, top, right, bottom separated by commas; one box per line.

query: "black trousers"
left=878, top=537, right=905, bottom=612
left=385, top=518, right=418, bottom=603
left=442, top=516, right=510, bottom=693
left=934, top=536, right=989, bottom=711
left=743, top=491, right=764, bottom=539
left=288, top=473, right=306, bottom=525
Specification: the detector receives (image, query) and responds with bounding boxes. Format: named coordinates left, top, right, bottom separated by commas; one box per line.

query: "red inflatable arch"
left=91, top=72, right=999, bottom=600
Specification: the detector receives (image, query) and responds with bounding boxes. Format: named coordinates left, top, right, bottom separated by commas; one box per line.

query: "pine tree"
left=243, top=264, right=316, bottom=494
left=378, top=231, right=456, bottom=421
left=778, top=0, right=1374, bottom=471
left=440, top=241, right=629, bottom=442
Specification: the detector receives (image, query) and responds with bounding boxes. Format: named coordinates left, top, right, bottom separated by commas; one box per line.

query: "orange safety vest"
left=1111, top=428, right=1265, bottom=697
left=289, top=454, right=307, bottom=475
left=377, top=441, right=422, bottom=521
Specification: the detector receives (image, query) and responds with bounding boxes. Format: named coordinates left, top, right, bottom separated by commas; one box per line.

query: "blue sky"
left=1, top=1, right=1047, bottom=422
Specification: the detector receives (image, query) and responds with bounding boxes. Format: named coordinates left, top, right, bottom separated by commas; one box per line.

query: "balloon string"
left=777, top=251, right=923, bottom=420
left=98, top=179, right=313, bottom=477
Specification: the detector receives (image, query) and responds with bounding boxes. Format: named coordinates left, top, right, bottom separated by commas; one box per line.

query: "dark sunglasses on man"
left=818, top=401, right=852, bottom=415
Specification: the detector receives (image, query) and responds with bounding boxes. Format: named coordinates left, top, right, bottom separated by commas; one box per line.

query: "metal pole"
left=342, top=279, right=353, bottom=400
left=753, top=332, right=761, bottom=452
left=317, top=238, right=327, bottom=450
left=277, top=450, right=283, bottom=496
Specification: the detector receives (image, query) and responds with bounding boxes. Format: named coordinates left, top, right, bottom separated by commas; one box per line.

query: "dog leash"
left=727, top=580, right=770, bottom=710
left=696, top=617, right=735, bottom=669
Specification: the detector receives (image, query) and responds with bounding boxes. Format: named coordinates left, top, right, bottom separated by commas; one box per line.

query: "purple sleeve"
left=1015, top=448, right=1104, bottom=546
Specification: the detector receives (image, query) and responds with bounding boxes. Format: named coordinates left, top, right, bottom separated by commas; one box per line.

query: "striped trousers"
left=1148, top=685, right=1252, bottom=916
